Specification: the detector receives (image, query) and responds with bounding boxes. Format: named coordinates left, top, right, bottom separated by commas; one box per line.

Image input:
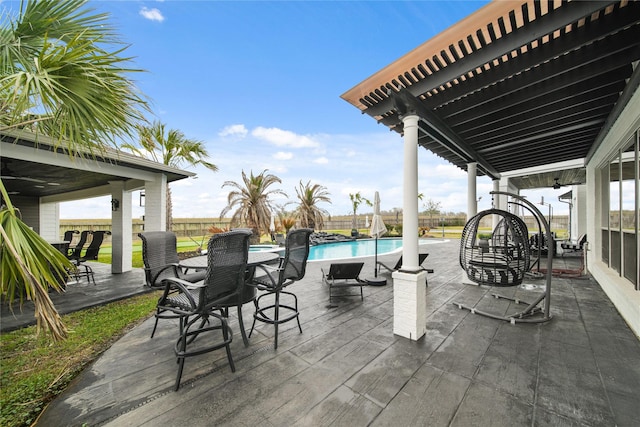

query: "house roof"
left=1, top=129, right=195, bottom=199
left=341, top=0, right=640, bottom=189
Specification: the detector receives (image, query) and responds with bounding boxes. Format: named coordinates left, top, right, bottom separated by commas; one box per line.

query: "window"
left=601, top=129, right=638, bottom=289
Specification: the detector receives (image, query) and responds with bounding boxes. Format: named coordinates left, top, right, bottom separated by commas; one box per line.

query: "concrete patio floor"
left=19, top=238, right=640, bottom=426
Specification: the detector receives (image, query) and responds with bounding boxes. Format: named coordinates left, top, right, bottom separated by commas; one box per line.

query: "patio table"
left=179, top=251, right=279, bottom=271
left=180, top=251, right=280, bottom=345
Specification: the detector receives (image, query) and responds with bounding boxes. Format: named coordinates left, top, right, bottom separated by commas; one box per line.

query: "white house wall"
left=587, top=84, right=640, bottom=338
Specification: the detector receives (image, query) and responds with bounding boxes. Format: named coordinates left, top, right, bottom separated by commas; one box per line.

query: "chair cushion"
left=165, top=289, right=200, bottom=311
left=182, top=270, right=206, bottom=283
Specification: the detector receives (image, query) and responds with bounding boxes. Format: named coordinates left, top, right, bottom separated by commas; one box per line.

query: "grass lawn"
left=0, top=292, right=160, bottom=427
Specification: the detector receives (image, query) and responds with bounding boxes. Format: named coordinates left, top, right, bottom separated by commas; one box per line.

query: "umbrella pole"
left=374, top=236, right=378, bottom=277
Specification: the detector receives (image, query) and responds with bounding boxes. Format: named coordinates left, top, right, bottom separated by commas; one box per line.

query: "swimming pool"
left=307, top=238, right=441, bottom=262
left=249, top=238, right=445, bottom=261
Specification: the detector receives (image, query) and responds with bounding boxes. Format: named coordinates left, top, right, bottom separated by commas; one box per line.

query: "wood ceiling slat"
left=417, top=64, right=429, bottom=77
left=437, top=48, right=636, bottom=127
left=470, top=107, right=612, bottom=151
left=476, top=28, right=488, bottom=48
left=425, top=59, right=438, bottom=74
left=508, top=10, right=518, bottom=33
left=423, top=22, right=639, bottom=117
left=534, top=0, right=543, bottom=20
left=432, top=55, right=445, bottom=70
left=441, top=50, right=453, bottom=66
left=522, top=2, right=531, bottom=26
left=461, top=90, right=620, bottom=142
left=466, top=35, right=478, bottom=53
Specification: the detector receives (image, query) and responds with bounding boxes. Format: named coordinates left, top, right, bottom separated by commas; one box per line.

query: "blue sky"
left=10, top=0, right=571, bottom=218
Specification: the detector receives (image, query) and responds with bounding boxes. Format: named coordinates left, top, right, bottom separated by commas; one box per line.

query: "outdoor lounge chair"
left=63, top=230, right=79, bottom=254
left=71, top=231, right=111, bottom=285
left=561, top=234, right=587, bottom=256
left=322, top=262, right=366, bottom=301
left=377, top=253, right=431, bottom=274
left=157, top=230, right=252, bottom=390
left=67, top=230, right=91, bottom=260
left=249, top=228, right=313, bottom=349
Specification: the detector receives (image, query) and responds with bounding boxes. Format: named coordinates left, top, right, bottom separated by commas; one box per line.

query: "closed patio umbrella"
left=269, top=214, right=276, bottom=241
left=369, top=191, right=387, bottom=278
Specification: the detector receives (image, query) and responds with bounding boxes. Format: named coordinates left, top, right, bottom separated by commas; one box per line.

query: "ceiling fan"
left=552, top=177, right=582, bottom=189
left=1, top=160, right=49, bottom=184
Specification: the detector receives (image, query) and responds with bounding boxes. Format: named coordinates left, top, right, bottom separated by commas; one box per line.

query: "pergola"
left=341, top=0, right=640, bottom=339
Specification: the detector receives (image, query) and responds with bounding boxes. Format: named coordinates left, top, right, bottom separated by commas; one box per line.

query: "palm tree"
left=220, top=170, right=286, bottom=244
left=349, top=192, right=372, bottom=230
left=122, top=121, right=217, bottom=230
left=1, top=0, right=149, bottom=340
left=295, top=180, right=331, bottom=231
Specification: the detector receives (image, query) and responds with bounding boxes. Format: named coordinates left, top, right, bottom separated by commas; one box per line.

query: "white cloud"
left=313, top=157, right=329, bottom=164
left=252, top=127, right=319, bottom=148
left=273, top=151, right=293, bottom=160
left=219, top=124, right=248, bottom=138
left=139, top=7, right=165, bottom=22
left=433, top=163, right=466, bottom=179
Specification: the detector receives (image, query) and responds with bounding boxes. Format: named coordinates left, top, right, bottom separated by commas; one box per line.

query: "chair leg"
left=222, top=318, right=235, bottom=372
left=150, top=309, right=161, bottom=338
left=236, top=305, right=249, bottom=346
left=248, top=300, right=259, bottom=339
left=274, top=290, right=280, bottom=350
left=175, top=330, right=188, bottom=391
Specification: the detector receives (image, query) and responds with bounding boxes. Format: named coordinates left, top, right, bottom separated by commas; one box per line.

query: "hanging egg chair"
left=459, top=209, right=530, bottom=287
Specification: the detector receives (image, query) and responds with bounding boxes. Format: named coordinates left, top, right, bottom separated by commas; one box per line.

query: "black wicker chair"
left=157, top=230, right=252, bottom=390
left=67, top=230, right=91, bottom=260
left=63, top=230, right=79, bottom=255
left=141, top=231, right=208, bottom=338
left=249, top=228, right=313, bottom=349
left=139, top=231, right=206, bottom=289
left=459, top=209, right=530, bottom=287
left=71, top=231, right=111, bottom=284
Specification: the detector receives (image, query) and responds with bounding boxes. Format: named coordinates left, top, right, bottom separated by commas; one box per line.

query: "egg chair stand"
left=454, top=191, right=553, bottom=324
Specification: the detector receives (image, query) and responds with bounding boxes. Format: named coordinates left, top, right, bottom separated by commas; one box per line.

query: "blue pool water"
left=250, top=238, right=443, bottom=261
left=308, top=238, right=403, bottom=261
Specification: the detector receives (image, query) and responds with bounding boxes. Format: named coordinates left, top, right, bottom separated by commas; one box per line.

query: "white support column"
left=392, top=113, right=427, bottom=341
left=144, top=174, right=167, bottom=232
left=492, top=179, right=501, bottom=229
left=109, top=181, right=132, bottom=274
left=467, top=162, right=478, bottom=220
left=401, top=114, right=420, bottom=271
left=39, top=202, right=59, bottom=241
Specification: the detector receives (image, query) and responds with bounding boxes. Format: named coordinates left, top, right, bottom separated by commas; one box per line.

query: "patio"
left=22, top=238, right=640, bottom=426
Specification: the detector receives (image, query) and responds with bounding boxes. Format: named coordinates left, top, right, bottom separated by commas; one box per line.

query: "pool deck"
left=7, top=238, right=640, bottom=426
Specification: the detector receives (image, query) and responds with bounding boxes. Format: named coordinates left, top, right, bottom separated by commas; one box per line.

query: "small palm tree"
left=295, top=180, right=331, bottom=231
left=349, top=192, right=372, bottom=230
left=122, top=121, right=218, bottom=230
left=220, top=170, right=286, bottom=244
left=1, top=0, right=149, bottom=340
